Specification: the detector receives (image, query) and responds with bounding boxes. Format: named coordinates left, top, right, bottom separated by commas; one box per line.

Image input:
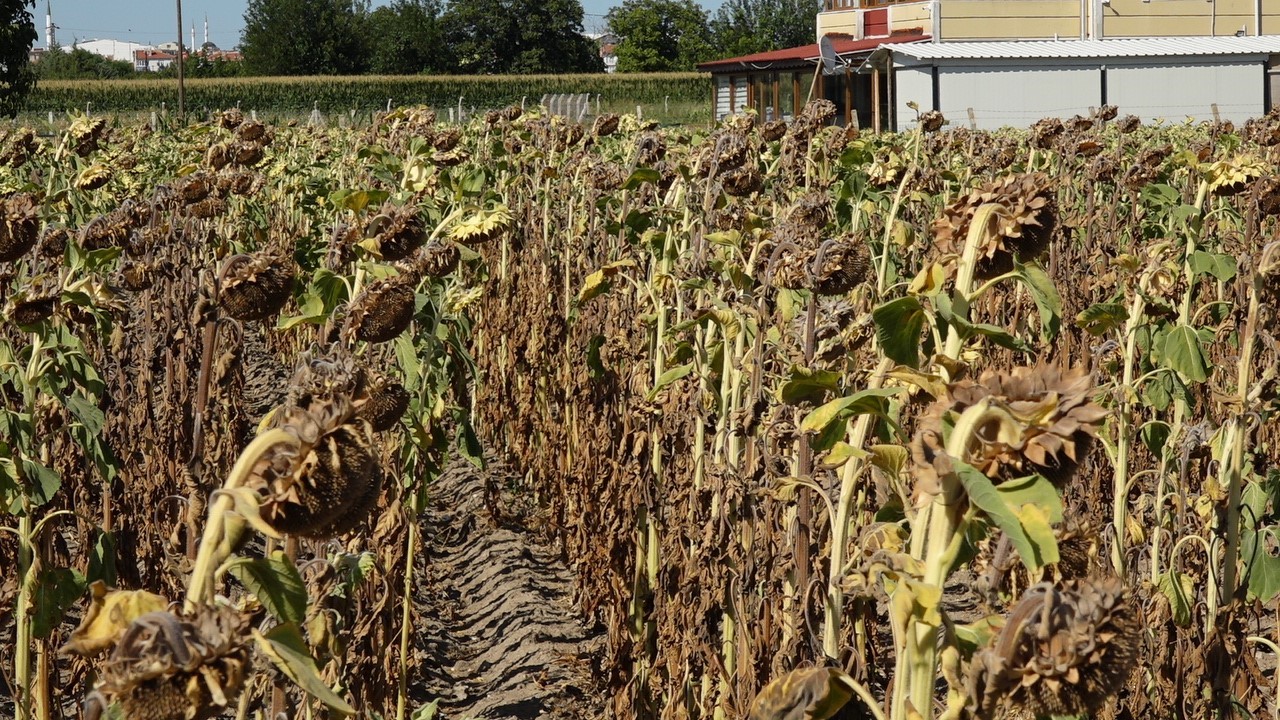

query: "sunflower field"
left=1, top=99, right=1280, bottom=720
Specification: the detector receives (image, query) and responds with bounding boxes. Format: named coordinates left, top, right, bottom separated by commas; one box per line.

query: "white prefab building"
left=75, top=39, right=152, bottom=63
left=859, top=35, right=1280, bottom=130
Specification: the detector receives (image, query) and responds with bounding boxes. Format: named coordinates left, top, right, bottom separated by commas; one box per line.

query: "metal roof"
left=880, top=35, right=1280, bottom=61
left=697, top=33, right=928, bottom=72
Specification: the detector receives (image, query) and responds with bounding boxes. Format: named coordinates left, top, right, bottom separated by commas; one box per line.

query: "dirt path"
left=411, top=455, right=606, bottom=720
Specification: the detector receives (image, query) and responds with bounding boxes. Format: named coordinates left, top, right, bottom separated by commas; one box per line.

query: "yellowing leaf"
left=907, top=262, right=946, bottom=297
left=60, top=581, right=169, bottom=657
left=577, top=259, right=636, bottom=304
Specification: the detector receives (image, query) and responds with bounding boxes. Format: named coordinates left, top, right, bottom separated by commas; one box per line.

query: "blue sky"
left=40, top=1, right=725, bottom=51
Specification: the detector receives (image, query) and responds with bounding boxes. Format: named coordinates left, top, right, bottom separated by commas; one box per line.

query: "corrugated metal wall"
left=892, top=58, right=1266, bottom=129
left=935, top=66, right=1101, bottom=129
left=1107, top=62, right=1264, bottom=123
left=895, top=67, right=935, bottom=129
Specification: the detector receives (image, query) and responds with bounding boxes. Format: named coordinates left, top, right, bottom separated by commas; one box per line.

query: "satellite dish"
left=819, top=35, right=843, bottom=76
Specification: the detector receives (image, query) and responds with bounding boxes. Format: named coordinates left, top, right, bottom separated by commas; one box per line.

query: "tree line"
left=3, top=0, right=820, bottom=96
left=238, top=0, right=819, bottom=76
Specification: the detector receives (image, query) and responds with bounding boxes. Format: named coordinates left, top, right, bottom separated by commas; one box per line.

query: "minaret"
left=203, top=15, right=209, bottom=46
left=45, top=0, right=55, bottom=48
left=190, top=24, right=195, bottom=52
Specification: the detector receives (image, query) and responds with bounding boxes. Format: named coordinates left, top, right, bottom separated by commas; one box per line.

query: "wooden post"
left=176, top=0, right=185, bottom=122
left=871, top=66, right=881, bottom=133
left=967, top=108, right=977, bottom=130
left=844, top=67, right=853, bottom=126
left=773, top=72, right=781, bottom=121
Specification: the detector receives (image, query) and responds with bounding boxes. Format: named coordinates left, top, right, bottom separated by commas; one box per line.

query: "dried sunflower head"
left=404, top=240, right=460, bottom=279
left=788, top=191, right=832, bottom=231
left=799, top=99, right=836, bottom=126
left=636, top=131, right=667, bottom=165
left=37, top=226, right=69, bottom=260
left=219, top=252, right=296, bottom=322
left=216, top=108, right=244, bottom=130
left=235, top=120, right=267, bottom=143
left=342, top=274, right=416, bottom=344
left=592, top=113, right=620, bottom=138
left=919, top=110, right=946, bottom=132
left=433, top=126, right=463, bottom=152
left=701, top=131, right=750, bottom=176
left=188, top=197, right=227, bottom=220
left=356, top=371, right=410, bottom=432
left=69, top=116, right=109, bottom=156
left=1097, top=104, right=1119, bottom=121
left=205, top=142, right=234, bottom=171
left=932, top=173, right=1057, bottom=280
left=176, top=173, right=213, bottom=205
left=587, top=161, right=625, bottom=192
left=258, top=405, right=381, bottom=536
left=1030, top=117, right=1065, bottom=149
left=76, top=164, right=113, bottom=191
left=367, top=202, right=426, bottom=261
left=1, top=192, right=40, bottom=262
left=760, top=119, right=787, bottom=142
left=1116, top=115, right=1141, bottom=134
left=811, top=235, right=871, bottom=296
left=966, top=577, right=1139, bottom=720
left=911, top=365, right=1107, bottom=492
left=6, top=274, right=59, bottom=327
left=721, top=165, right=762, bottom=197
left=232, top=142, right=265, bottom=168
left=87, top=606, right=249, bottom=720
left=1254, top=176, right=1280, bottom=217
left=431, top=149, right=469, bottom=166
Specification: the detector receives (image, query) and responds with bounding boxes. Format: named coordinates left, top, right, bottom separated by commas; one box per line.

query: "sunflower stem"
left=184, top=428, right=300, bottom=612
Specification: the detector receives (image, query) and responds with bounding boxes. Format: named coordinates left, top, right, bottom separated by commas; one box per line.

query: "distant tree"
left=35, top=46, right=135, bottom=80
left=157, top=54, right=246, bottom=79
left=240, top=0, right=369, bottom=75
left=606, top=0, right=713, bottom=72
left=366, top=0, right=449, bottom=74
left=0, top=0, right=37, bottom=117
left=441, top=0, right=602, bottom=74
left=710, top=0, right=819, bottom=58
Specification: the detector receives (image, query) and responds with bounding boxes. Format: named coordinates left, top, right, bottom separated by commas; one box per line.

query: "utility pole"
left=176, top=0, right=186, bottom=121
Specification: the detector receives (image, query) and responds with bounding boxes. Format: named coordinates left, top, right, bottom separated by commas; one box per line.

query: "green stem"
left=184, top=428, right=299, bottom=612
left=823, top=358, right=891, bottom=659
left=941, top=204, right=1002, bottom=376
left=900, top=400, right=994, bottom=719
left=1216, top=277, right=1260, bottom=613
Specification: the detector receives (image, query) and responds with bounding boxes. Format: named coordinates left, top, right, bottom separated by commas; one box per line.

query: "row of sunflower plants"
left=1, top=107, right=495, bottom=718
left=466, top=99, right=1280, bottom=720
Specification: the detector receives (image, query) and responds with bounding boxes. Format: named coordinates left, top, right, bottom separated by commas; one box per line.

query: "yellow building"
left=819, top=0, right=1276, bottom=43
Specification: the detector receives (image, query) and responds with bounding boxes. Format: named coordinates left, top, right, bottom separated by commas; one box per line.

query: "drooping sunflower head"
left=249, top=345, right=385, bottom=537
left=341, top=274, right=417, bottom=344
left=218, top=251, right=296, bottom=322
left=90, top=606, right=250, bottom=720
left=911, top=364, right=1107, bottom=491
left=932, top=173, right=1057, bottom=279
left=367, top=202, right=426, bottom=261
left=966, top=577, right=1140, bottom=720
left=0, top=192, right=40, bottom=263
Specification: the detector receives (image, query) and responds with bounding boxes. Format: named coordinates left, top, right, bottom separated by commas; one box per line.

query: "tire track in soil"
left=412, top=456, right=605, bottom=720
